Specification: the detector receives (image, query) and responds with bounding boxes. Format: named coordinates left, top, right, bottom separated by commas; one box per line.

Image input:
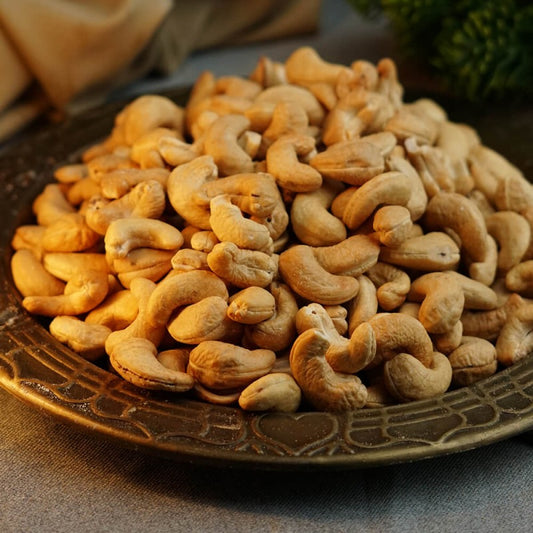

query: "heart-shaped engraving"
left=253, top=412, right=338, bottom=455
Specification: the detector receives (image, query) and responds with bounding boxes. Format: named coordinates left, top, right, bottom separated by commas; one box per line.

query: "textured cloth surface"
left=1, top=386, right=532, bottom=533
left=1, top=2, right=533, bottom=532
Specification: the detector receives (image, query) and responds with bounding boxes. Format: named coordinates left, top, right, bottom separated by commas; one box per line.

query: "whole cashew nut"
left=289, top=328, right=368, bottom=411
left=238, top=373, right=302, bottom=412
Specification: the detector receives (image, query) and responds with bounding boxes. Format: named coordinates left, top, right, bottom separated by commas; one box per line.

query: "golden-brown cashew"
left=461, top=292, right=524, bottom=341
left=104, top=277, right=166, bottom=354
left=11, top=249, right=65, bottom=297
left=266, top=133, right=322, bottom=192
left=188, top=340, right=276, bottom=391
left=379, top=231, right=460, bottom=272
left=372, top=205, right=413, bottom=247
left=312, top=234, right=380, bottom=276
left=207, top=242, right=277, bottom=289
left=496, top=303, right=533, bottom=366
left=250, top=199, right=290, bottom=242
left=42, top=213, right=100, bottom=253
left=23, top=269, right=109, bottom=316
left=203, top=114, right=255, bottom=176
left=341, top=171, right=412, bottom=230
left=11, top=224, right=46, bottom=258
left=506, top=260, right=533, bottom=297
left=309, top=139, right=385, bottom=185
left=43, top=252, right=109, bottom=281
left=49, top=316, right=111, bottom=361
left=66, top=177, right=102, bottom=206
left=202, top=172, right=283, bottom=219
left=167, top=296, right=242, bottom=344
left=432, top=319, right=463, bottom=355
left=170, top=249, right=210, bottom=272
left=189, top=230, right=219, bottom=253
left=467, top=234, right=498, bottom=286
left=289, top=328, right=368, bottom=411
left=166, top=154, right=217, bottom=229
left=354, top=313, right=434, bottom=368
left=254, top=84, right=325, bottom=126
left=249, top=55, right=287, bottom=87
left=111, top=248, right=175, bottom=288
left=32, top=183, right=76, bottom=226
left=238, top=373, right=302, bottom=412
left=227, top=286, right=276, bottom=324
left=54, top=163, right=88, bottom=184
left=209, top=194, right=273, bottom=252
left=284, top=46, right=351, bottom=87
left=486, top=211, right=530, bottom=273
left=85, top=180, right=167, bottom=235
left=98, top=167, right=169, bottom=200
left=110, top=337, right=194, bottom=392
left=129, top=127, right=180, bottom=168
left=385, top=106, right=439, bottom=145
left=386, top=154, right=428, bottom=221
left=423, top=192, right=488, bottom=263
left=383, top=351, right=452, bottom=402
left=448, top=336, right=498, bottom=386
left=279, top=244, right=359, bottom=305
left=261, top=100, right=310, bottom=147
left=85, top=289, right=138, bottom=331
left=244, top=282, right=298, bottom=351
left=117, top=95, right=185, bottom=145
left=104, top=218, right=183, bottom=262
left=366, top=262, right=411, bottom=311
left=347, top=274, right=378, bottom=334
left=493, top=174, right=533, bottom=214
left=145, top=270, right=228, bottom=329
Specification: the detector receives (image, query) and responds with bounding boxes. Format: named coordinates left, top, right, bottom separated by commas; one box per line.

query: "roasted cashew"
left=11, top=249, right=65, bottom=297
left=43, top=252, right=109, bottom=281
left=238, top=373, right=302, bottom=413
left=290, top=179, right=347, bottom=246
left=244, top=282, right=298, bottom=352
left=32, top=183, right=75, bottom=226
left=66, top=177, right=102, bottom=206
left=104, top=218, right=183, bottom=262
left=385, top=106, right=439, bottom=145
left=347, top=274, right=378, bottom=334
left=207, top=242, right=277, bottom=289
left=11, top=224, right=46, bottom=259
left=486, top=211, right=530, bottom=273
left=461, top=292, right=524, bottom=341
left=166, top=154, right=218, bottom=229
left=366, top=262, right=411, bottom=311
left=188, top=340, right=276, bottom=391
left=352, top=313, right=434, bottom=368
left=227, top=287, right=276, bottom=324
left=167, top=296, right=242, bottom=344
left=54, top=163, right=88, bottom=184
left=506, top=260, right=533, bottom=297
left=341, top=171, right=412, bottom=230
left=372, top=205, right=413, bottom=247
left=423, top=192, right=488, bottom=263
left=383, top=351, right=452, bottom=402
left=379, top=231, right=460, bottom=272
left=279, top=244, right=359, bottom=305
left=116, top=94, right=185, bottom=145
left=85, top=180, right=166, bottom=234
left=289, top=328, right=368, bottom=411
left=496, top=303, right=533, bottom=366
left=49, top=316, right=110, bottom=361
left=105, top=277, right=166, bottom=354
left=261, top=100, right=310, bottom=148
left=85, top=289, right=139, bottom=331
left=493, top=174, right=533, bottom=214
left=145, top=270, right=228, bottom=329
left=448, top=336, right=498, bottom=386
left=42, top=213, right=100, bottom=253
left=467, top=234, right=498, bottom=286
left=309, top=139, right=385, bottom=185
left=249, top=55, right=287, bottom=88
left=170, top=249, right=209, bottom=272
left=209, top=194, right=273, bottom=252
left=203, top=114, right=255, bottom=176
left=109, top=337, right=194, bottom=392
left=254, top=84, right=325, bottom=126
left=190, top=230, right=219, bottom=253
left=111, top=248, right=174, bottom=288
left=266, top=133, right=322, bottom=192
left=129, top=127, right=181, bottom=168
left=23, top=269, right=109, bottom=317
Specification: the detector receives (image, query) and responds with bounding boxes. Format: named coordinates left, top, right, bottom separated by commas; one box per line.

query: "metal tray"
left=1, top=87, right=533, bottom=471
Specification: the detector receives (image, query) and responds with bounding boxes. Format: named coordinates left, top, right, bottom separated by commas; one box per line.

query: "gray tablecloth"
left=2, top=1, right=532, bottom=531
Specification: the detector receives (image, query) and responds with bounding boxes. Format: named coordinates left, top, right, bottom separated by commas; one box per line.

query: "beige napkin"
left=0, top=0, right=321, bottom=142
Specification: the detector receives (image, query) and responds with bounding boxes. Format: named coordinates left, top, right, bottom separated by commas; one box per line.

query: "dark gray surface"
left=1, top=1, right=532, bottom=531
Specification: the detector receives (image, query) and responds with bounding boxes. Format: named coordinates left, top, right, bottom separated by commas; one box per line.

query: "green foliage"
left=347, top=0, right=533, bottom=100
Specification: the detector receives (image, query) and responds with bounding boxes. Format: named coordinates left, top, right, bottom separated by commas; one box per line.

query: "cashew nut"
left=238, top=373, right=302, bottom=412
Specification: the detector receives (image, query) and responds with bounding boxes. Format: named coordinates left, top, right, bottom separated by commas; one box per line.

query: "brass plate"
left=1, top=87, right=533, bottom=470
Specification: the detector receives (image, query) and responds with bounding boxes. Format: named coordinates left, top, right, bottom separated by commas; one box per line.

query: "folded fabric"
left=0, top=0, right=321, bottom=142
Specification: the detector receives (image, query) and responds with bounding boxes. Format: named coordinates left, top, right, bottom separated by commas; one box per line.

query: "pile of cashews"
left=11, top=46, right=533, bottom=412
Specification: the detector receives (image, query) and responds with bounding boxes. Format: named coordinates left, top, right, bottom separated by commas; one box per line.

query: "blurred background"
left=1, top=0, right=532, bottom=145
